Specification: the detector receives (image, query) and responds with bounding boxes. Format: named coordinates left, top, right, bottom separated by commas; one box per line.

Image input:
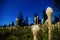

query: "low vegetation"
left=0, top=25, right=60, bottom=40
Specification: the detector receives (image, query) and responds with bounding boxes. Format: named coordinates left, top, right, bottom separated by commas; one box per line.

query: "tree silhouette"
left=57, top=14, right=60, bottom=21
left=34, top=12, right=38, bottom=24
left=18, top=10, right=24, bottom=27
left=38, top=18, right=41, bottom=24
left=8, top=23, right=10, bottom=27
left=34, top=12, right=41, bottom=24
left=23, top=21, right=26, bottom=26
left=34, top=12, right=38, bottom=17
left=3, top=24, right=7, bottom=27
left=53, top=0, right=60, bottom=11
left=42, top=10, right=47, bottom=23
left=11, top=22, right=14, bottom=26
left=23, top=16, right=28, bottom=26
left=25, top=16, right=28, bottom=26
left=53, top=15, right=59, bottom=24
left=54, top=16, right=59, bottom=23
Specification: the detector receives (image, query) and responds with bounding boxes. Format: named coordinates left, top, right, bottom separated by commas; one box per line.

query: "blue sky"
left=0, top=0, right=59, bottom=25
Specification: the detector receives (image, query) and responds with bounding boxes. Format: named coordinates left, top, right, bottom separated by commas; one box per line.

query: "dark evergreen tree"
left=25, top=16, right=28, bottom=26
left=23, top=16, right=28, bottom=26
left=8, top=24, right=10, bottom=27
left=57, top=14, right=60, bottom=21
left=3, top=24, right=7, bottom=27
left=53, top=0, right=60, bottom=11
left=34, top=12, right=38, bottom=24
left=30, top=23, right=33, bottom=26
left=42, top=10, right=47, bottom=23
left=54, top=15, right=59, bottom=23
left=18, top=10, right=24, bottom=27
left=11, top=22, right=14, bottom=26
left=23, top=21, right=26, bottom=26
left=34, top=12, right=38, bottom=17
left=38, top=18, right=41, bottom=24
left=34, top=12, right=41, bottom=24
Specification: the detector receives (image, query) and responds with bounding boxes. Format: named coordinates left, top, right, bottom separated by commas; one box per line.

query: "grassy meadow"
left=0, top=24, right=60, bottom=40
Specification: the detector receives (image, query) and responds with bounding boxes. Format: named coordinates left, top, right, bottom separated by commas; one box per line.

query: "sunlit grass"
left=0, top=25, right=60, bottom=40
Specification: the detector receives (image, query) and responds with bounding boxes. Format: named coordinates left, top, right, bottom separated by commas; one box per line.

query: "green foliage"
left=52, top=26, right=60, bottom=40
left=40, top=28, right=48, bottom=40
left=0, top=26, right=60, bottom=40
left=0, top=27, right=33, bottom=40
